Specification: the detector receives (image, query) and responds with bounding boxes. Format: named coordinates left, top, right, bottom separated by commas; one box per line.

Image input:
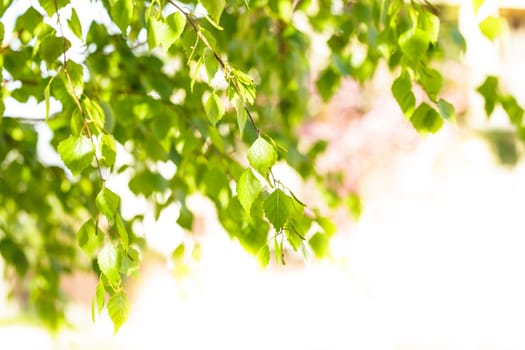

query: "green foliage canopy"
left=0, top=0, right=521, bottom=332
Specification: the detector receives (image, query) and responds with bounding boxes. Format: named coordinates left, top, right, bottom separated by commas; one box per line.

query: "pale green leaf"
left=68, top=8, right=83, bottom=39
left=237, top=168, right=262, bottom=214
left=410, top=102, right=443, bottom=133
left=417, top=10, right=440, bottom=43
left=233, top=95, right=247, bottom=136
left=120, top=246, right=140, bottom=276
left=57, top=135, right=95, bottom=175
left=308, top=232, right=330, bottom=259
left=71, top=109, right=84, bottom=136
left=115, top=214, right=129, bottom=251
left=92, top=278, right=105, bottom=321
left=437, top=99, right=456, bottom=122
left=200, top=0, right=226, bottom=25
left=203, top=48, right=218, bottom=82
left=399, top=28, right=430, bottom=63
left=247, top=137, right=277, bottom=180
left=44, top=76, right=55, bottom=121
left=479, top=15, right=503, bottom=41
left=204, top=92, right=224, bottom=125
left=101, top=134, right=117, bottom=167
left=391, top=71, right=415, bottom=117
left=264, top=189, right=294, bottom=231
left=154, top=11, right=186, bottom=49
left=38, top=0, right=68, bottom=16
left=472, top=0, right=484, bottom=14
left=108, top=291, right=129, bottom=334
left=110, top=0, right=133, bottom=35
left=96, top=187, right=120, bottom=220
left=97, top=242, right=121, bottom=286
left=76, top=219, right=104, bottom=257
left=82, top=98, right=105, bottom=132
left=256, top=244, right=270, bottom=268
left=417, top=66, right=442, bottom=101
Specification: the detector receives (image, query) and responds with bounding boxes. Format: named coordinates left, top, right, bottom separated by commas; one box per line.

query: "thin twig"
left=54, top=0, right=105, bottom=183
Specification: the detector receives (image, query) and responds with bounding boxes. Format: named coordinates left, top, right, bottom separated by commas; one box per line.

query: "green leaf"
left=410, top=103, right=443, bottom=133
left=204, top=92, right=225, bottom=126
left=120, top=246, right=140, bottom=276
left=399, top=28, right=430, bottom=63
left=316, top=67, right=341, bottom=102
left=76, top=219, right=104, bottom=257
left=233, top=95, right=247, bottom=136
left=101, top=134, right=117, bottom=167
left=437, top=99, right=456, bottom=122
left=308, top=232, right=330, bottom=259
left=115, top=214, right=129, bottom=251
left=477, top=76, right=499, bottom=116
left=177, top=205, right=194, bottom=230
left=97, top=242, right=122, bottom=286
left=92, top=278, right=105, bottom=321
left=57, top=135, right=95, bottom=175
left=500, top=94, right=524, bottom=126
left=203, top=48, right=218, bottom=82
left=44, top=77, right=55, bottom=121
left=256, top=244, right=270, bottom=268
left=346, top=193, right=362, bottom=221
left=237, top=168, right=262, bottom=214
left=96, top=187, right=120, bottom=220
left=472, top=0, right=484, bottom=14
left=82, top=98, right=105, bottom=133
left=38, top=0, right=68, bottom=17
left=417, top=66, right=442, bottom=101
left=154, top=11, right=186, bottom=49
left=110, top=0, right=133, bottom=35
left=230, top=68, right=256, bottom=104
left=200, top=0, right=226, bottom=25
left=39, top=35, right=68, bottom=65
left=71, top=109, right=84, bottom=136
left=264, top=189, right=294, bottom=231
left=417, top=10, right=440, bottom=43
left=479, top=15, right=503, bottom=41
left=391, top=71, right=415, bottom=116
left=68, top=8, right=83, bottom=39
left=247, top=137, right=277, bottom=180
left=107, top=291, right=130, bottom=334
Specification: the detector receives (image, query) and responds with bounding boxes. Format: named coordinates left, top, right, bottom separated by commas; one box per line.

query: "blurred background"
left=3, top=0, right=525, bottom=349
